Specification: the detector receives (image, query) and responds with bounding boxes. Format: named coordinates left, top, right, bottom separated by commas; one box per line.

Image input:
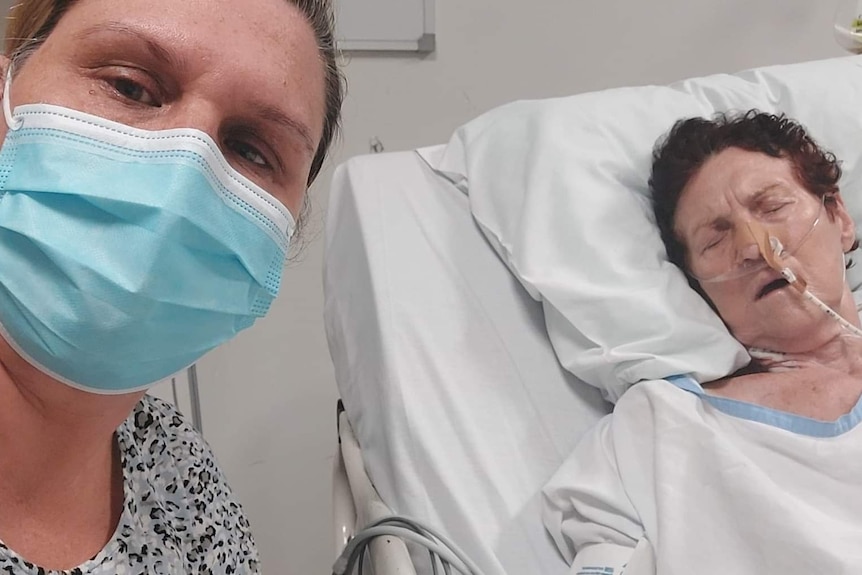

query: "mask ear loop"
left=3, top=64, right=22, bottom=132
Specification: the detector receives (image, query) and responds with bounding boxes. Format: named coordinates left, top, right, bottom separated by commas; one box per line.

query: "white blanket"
left=543, top=377, right=862, bottom=574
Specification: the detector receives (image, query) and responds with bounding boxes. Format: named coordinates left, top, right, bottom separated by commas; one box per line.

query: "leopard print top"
left=0, top=395, right=261, bottom=574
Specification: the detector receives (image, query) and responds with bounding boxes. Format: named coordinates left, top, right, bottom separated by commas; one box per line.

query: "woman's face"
left=0, top=0, right=326, bottom=217
left=674, top=147, right=857, bottom=352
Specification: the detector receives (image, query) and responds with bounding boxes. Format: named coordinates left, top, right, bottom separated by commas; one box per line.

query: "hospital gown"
left=543, top=376, right=862, bottom=574
left=0, top=395, right=260, bottom=574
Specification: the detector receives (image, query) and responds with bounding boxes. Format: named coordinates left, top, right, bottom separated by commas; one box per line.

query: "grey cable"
left=332, top=516, right=486, bottom=575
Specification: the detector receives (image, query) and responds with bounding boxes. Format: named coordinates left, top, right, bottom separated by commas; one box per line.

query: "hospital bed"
left=325, top=143, right=609, bottom=575
left=324, top=55, right=862, bottom=575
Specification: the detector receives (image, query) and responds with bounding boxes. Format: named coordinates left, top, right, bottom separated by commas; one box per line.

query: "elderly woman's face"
left=0, top=0, right=326, bottom=217
left=674, top=147, right=857, bottom=352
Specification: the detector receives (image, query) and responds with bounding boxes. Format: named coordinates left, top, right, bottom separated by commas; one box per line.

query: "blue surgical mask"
left=0, top=71, right=294, bottom=393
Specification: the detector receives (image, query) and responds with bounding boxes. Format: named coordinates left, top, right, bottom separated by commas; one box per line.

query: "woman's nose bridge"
left=166, top=98, right=221, bottom=139
left=731, top=218, right=763, bottom=262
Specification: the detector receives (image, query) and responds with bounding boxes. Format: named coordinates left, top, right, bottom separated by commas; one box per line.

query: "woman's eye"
left=703, top=236, right=724, bottom=252
left=228, top=139, right=270, bottom=168
left=761, top=201, right=792, bottom=215
left=110, top=77, right=158, bottom=106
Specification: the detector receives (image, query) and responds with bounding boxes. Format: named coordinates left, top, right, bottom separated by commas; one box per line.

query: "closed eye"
left=762, top=203, right=791, bottom=215
left=702, top=234, right=725, bottom=253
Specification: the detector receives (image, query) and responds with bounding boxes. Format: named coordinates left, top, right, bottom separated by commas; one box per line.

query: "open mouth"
left=756, top=278, right=789, bottom=300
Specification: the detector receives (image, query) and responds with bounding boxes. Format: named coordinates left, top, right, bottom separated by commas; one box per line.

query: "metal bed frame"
left=333, top=401, right=416, bottom=575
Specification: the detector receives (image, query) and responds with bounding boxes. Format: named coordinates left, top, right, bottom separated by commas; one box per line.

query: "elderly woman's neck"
left=800, top=335, right=862, bottom=375
left=751, top=331, right=862, bottom=377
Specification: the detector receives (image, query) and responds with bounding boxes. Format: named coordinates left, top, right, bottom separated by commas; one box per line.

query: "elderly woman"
left=0, top=0, right=342, bottom=572
left=543, top=112, right=862, bottom=574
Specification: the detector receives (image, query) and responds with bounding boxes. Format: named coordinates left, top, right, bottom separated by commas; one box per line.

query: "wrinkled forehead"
left=674, top=148, right=811, bottom=239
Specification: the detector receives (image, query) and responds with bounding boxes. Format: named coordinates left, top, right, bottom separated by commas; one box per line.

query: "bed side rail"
left=334, top=401, right=418, bottom=575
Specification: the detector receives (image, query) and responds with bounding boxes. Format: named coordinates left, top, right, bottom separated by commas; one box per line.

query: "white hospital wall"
left=0, top=1, right=845, bottom=574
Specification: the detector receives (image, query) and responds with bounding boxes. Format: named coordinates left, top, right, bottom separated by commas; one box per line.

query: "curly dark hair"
left=650, top=110, right=856, bottom=289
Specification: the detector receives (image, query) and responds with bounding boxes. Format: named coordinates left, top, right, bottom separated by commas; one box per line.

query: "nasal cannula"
left=748, top=219, right=862, bottom=339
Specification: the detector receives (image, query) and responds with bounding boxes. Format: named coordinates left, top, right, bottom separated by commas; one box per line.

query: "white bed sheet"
left=324, top=147, right=609, bottom=575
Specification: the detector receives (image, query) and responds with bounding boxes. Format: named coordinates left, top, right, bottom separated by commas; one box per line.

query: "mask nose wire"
left=3, top=64, right=22, bottom=131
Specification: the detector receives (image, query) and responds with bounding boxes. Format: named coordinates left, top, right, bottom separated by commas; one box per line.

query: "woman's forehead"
left=683, top=150, right=805, bottom=206
left=58, top=0, right=314, bottom=48
left=691, top=149, right=797, bottom=196
left=50, top=0, right=326, bottom=135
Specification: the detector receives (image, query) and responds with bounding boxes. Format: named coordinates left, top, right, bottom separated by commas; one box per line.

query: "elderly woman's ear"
left=828, top=193, right=859, bottom=253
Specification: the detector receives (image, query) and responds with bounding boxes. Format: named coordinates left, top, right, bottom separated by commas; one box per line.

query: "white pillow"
left=431, top=55, right=862, bottom=403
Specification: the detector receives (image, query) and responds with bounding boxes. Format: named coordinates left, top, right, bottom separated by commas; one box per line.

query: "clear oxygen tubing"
left=690, top=195, right=825, bottom=284
left=747, top=218, right=862, bottom=340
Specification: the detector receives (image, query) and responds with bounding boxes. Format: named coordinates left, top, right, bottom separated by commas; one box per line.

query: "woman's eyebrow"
left=686, top=183, right=787, bottom=238
left=691, top=215, right=727, bottom=236
left=749, top=183, right=783, bottom=203
left=249, top=101, right=316, bottom=156
left=74, top=22, right=316, bottom=157
left=74, top=21, right=189, bottom=73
